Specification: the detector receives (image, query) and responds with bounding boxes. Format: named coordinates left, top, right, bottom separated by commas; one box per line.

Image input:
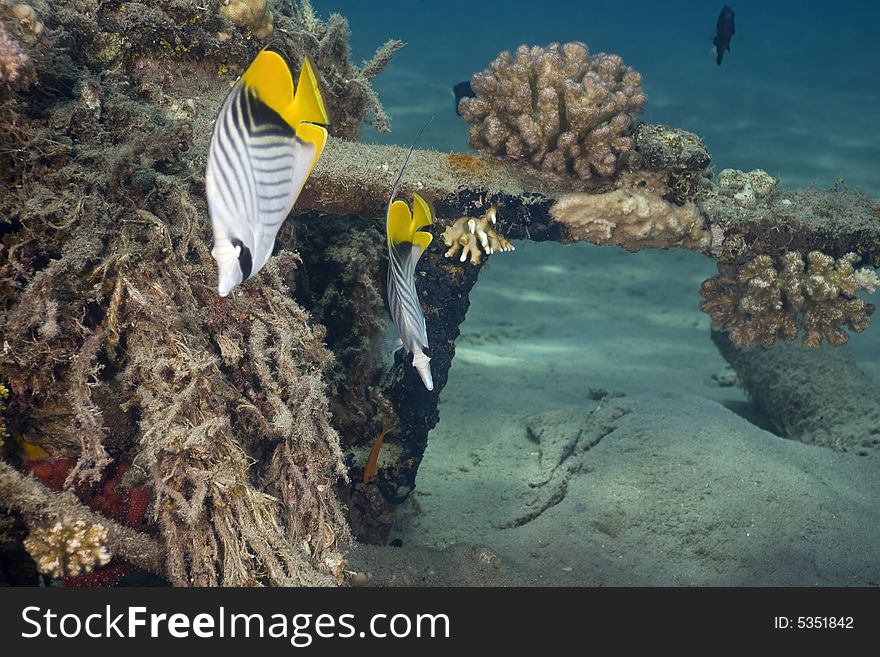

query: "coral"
left=551, top=188, right=706, bottom=251
left=716, top=168, right=779, bottom=209
left=700, top=252, right=878, bottom=347
left=0, top=19, right=28, bottom=89
left=442, top=207, right=515, bottom=265
left=8, top=3, right=42, bottom=44
left=23, top=517, right=111, bottom=578
left=632, top=123, right=712, bottom=204
left=0, top=460, right=163, bottom=576
left=459, top=42, right=647, bottom=180
left=220, top=0, right=273, bottom=39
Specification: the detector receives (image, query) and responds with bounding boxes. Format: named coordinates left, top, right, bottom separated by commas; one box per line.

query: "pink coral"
left=459, top=42, right=647, bottom=180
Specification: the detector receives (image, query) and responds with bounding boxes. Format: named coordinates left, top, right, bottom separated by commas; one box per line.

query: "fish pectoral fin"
left=290, top=57, right=330, bottom=127
left=384, top=336, right=404, bottom=354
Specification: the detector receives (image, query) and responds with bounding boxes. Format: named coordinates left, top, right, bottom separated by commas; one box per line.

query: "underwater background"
left=1, top=0, right=879, bottom=587
left=320, top=0, right=880, bottom=584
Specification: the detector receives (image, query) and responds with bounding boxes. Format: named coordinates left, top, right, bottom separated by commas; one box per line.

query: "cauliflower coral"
left=459, top=42, right=647, bottom=180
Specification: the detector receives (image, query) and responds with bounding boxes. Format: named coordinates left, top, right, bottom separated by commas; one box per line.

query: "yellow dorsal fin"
left=387, top=194, right=434, bottom=247
left=387, top=199, right=413, bottom=245
left=412, top=193, right=433, bottom=230
left=240, top=52, right=329, bottom=129
left=240, top=50, right=295, bottom=125
left=289, top=57, right=330, bottom=127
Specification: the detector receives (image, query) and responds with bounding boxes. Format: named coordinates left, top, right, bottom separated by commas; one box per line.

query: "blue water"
left=317, top=0, right=880, bottom=193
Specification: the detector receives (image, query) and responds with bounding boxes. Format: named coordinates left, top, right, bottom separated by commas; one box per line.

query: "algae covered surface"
left=0, top=0, right=392, bottom=586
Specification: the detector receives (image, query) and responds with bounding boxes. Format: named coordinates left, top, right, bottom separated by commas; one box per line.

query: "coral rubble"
left=550, top=188, right=706, bottom=251
left=442, top=207, right=515, bottom=265
left=700, top=252, right=878, bottom=347
left=23, top=517, right=111, bottom=578
left=459, top=41, right=647, bottom=180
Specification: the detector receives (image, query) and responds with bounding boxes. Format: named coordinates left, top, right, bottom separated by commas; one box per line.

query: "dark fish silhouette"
left=453, top=80, right=475, bottom=115
left=713, top=5, right=735, bottom=65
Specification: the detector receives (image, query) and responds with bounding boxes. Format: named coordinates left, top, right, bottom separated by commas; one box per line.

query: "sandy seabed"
left=350, top=243, right=880, bottom=586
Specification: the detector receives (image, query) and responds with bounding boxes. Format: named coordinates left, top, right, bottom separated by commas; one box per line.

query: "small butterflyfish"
left=206, top=50, right=329, bottom=296
left=385, top=125, right=435, bottom=391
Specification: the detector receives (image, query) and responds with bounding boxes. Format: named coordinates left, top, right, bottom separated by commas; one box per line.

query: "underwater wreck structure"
left=1, top=1, right=878, bottom=586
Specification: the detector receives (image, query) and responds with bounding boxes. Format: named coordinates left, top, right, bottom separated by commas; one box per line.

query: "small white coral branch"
left=442, top=207, right=515, bottom=265
left=24, top=518, right=112, bottom=578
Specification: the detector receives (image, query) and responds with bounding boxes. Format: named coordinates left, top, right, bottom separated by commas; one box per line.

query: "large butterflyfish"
left=206, top=50, right=329, bottom=296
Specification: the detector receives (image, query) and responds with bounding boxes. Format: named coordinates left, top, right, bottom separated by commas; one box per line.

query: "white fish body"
left=386, top=193, right=434, bottom=391
left=206, top=51, right=329, bottom=296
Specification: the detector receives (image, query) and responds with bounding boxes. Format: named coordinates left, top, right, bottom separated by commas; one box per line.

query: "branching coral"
left=0, top=459, right=162, bottom=575
left=459, top=42, right=647, bottom=180
left=442, top=207, right=515, bottom=265
left=700, top=252, right=878, bottom=347
left=23, top=517, right=111, bottom=578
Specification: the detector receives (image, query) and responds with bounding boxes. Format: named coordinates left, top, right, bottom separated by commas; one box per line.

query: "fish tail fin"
left=412, top=351, right=434, bottom=391
left=387, top=199, right=415, bottom=245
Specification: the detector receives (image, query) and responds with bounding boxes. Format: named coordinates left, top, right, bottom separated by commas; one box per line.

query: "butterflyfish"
left=386, top=191, right=434, bottom=390
left=206, top=50, right=329, bottom=296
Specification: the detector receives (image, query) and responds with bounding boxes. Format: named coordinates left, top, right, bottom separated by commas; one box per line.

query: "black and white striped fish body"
left=386, top=194, right=434, bottom=391
left=206, top=51, right=329, bottom=297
